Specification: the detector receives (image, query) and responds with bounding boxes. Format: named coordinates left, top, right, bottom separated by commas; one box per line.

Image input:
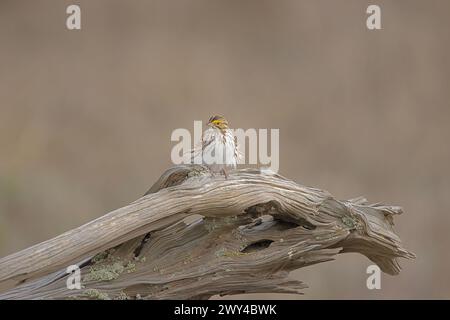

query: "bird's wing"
left=202, top=129, right=216, bottom=150
left=183, top=128, right=217, bottom=163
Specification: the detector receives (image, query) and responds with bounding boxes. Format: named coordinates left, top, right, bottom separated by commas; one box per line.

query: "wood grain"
left=0, top=165, right=414, bottom=299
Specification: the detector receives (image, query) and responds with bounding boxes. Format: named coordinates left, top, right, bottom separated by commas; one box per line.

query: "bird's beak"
left=207, top=122, right=213, bottom=127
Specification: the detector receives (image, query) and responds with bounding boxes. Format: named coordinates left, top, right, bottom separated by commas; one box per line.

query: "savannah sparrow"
left=190, top=115, right=239, bottom=178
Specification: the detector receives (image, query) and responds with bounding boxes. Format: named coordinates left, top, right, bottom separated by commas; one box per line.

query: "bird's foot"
left=221, top=168, right=228, bottom=179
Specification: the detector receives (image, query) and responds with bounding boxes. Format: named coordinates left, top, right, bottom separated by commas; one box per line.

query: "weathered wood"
left=0, top=165, right=414, bottom=299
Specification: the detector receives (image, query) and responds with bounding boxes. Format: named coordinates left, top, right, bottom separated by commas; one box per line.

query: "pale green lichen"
left=342, top=216, right=357, bottom=229
left=91, top=251, right=109, bottom=264
left=134, top=256, right=147, bottom=263
left=205, top=219, right=218, bottom=232
left=215, top=247, right=226, bottom=257
left=84, top=289, right=110, bottom=300
left=183, top=254, right=194, bottom=265
left=222, top=216, right=238, bottom=225
left=231, top=229, right=245, bottom=241
left=91, top=248, right=118, bottom=264
left=215, top=247, right=246, bottom=258
left=187, top=167, right=208, bottom=178
left=84, top=261, right=125, bottom=282
left=206, top=216, right=239, bottom=233
left=125, top=261, right=136, bottom=273
left=83, top=255, right=141, bottom=281
left=114, top=291, right=129, bottom=300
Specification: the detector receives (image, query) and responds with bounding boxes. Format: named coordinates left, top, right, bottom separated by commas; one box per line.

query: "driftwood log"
left=0, top=165, right=414, bottom=299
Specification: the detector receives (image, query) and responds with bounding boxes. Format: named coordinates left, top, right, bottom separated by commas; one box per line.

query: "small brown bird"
left=190, top=115, right=240, bottom=178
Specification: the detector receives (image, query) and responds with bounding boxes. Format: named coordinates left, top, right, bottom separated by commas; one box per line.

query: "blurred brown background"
left=0, top=0, right=449, bottom=299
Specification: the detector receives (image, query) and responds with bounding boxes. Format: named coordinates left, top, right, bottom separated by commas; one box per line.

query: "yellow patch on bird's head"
left=208, top=115, right=229, bottom=129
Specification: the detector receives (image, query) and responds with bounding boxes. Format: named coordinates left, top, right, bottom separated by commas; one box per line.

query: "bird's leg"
left=221, top=168, right=228, bottom=179
left=208, top=168, right=216, bottom=178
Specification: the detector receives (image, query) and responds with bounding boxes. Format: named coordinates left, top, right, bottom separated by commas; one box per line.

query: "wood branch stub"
left=0, top=165, right=414, bottom=299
